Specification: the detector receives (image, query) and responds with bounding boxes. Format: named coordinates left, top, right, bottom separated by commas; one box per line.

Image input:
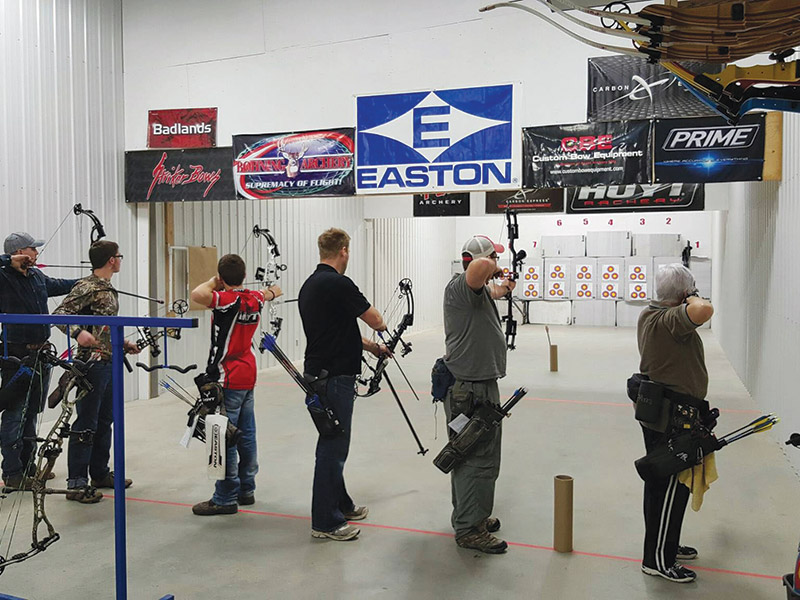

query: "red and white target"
left=628, top=282, right=648, bottom=300
left=575, top=282, right=593, bottom=299
left=574, top=264, right=594, bottom=281
left=524, top=281, right=541, bottom=298
left=549, top=264, right=566, bottom=280
left=523, top=265, right=540, bottom=282
left=601, top=264, right=620, bottom=282
left=601, top=282, right=619, bottom=299
left=547, top=281, right=566, bottom=298
left=628, top=265, right=647, bottom=281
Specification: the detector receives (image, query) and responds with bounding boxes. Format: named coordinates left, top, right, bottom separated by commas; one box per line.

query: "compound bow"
left=240, top=225, right=288, bottom=345
left=502, top=208, right=526, bottom=350
left=357, top=279, right=428, bottom=455
left=0, top=344, right=93, bottom=574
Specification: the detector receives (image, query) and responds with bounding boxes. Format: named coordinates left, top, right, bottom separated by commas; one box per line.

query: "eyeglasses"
left=489, top=253, right=499, bottom=259
left=114, top=254, right=124, bottom=260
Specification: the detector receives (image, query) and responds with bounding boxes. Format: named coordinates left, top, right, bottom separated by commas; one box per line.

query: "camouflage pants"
left=444, top=378, right=502, bottom=538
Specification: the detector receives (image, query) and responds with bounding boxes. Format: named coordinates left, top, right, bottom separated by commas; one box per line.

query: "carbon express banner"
left=356, top=84, right=520, bottom=194
left=233, top=129, right=355, bottom=199
left=124, top=147, right=234, bottom=203
left=523, top=120, right=651, bottom=188
left=485, top=188, right=564, bottom=214
left=587, top=56, right=721, bottom=122
left=566, top=183, right=704, bottom=213
left=653, top=113, right=765, bottom=183
left=413, top=193, right=470, bottom=217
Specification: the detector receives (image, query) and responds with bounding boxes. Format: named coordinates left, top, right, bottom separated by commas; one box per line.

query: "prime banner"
left=356, top=84, right=520, bottom=194
left=587, top=56, right=721, bottom=122
left=653, top=113, right=766, bottom=183
left=566, top=183, right=705, bottom=213
left=413, top=193, right=470, bottom=217
left=523, top=120, right=651, bottom=188
left=233, top=129, right=355, bottom=199
left=485, top=188, right=564, bottom=214
left=147, top=107, right=217, bottom=149
left=125, top=147, right=234, bottom=203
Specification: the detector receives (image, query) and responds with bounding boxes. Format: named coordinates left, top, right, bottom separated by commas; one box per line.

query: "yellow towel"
left=678, top=453, right=718, bottom=511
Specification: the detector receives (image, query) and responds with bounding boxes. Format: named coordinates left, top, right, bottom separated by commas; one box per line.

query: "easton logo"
left=663, top=125, right=760, bottom=151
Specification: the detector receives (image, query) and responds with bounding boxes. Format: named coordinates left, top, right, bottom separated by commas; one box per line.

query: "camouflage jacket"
left=53, top=274, right=119, bottom=361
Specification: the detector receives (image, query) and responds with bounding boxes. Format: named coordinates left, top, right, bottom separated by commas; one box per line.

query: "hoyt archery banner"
left=485, top=188, right=564, bottom=214
left=653, top=113, right=766, bottom=183
left=356, top=84, right=520, bottom=194
left=587, top=56, right=721, bottom=122
left=523, top=120, right=651, bottom=189
left=566, top=183, right=705, bottom=214
left=147, top=108, right=217, bottom=149
left=233, top=129, right=355, bottom=199
left=413, top=193, right=470, bottom=217
left=125, top=148, right=234, bottom=203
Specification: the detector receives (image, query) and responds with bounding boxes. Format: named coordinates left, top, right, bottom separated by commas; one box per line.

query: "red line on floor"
left=113, top=495, right=781, bottom=581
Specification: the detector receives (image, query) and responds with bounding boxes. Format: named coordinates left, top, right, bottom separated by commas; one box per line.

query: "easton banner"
left=485, top=188, right=564, bottom=214
left=233, top=129, right=355, bottom=199
left=413, top=193, right=470, bottom=217
left=125, top=148, right=234, bottom=203
left=587, top=56, right=721, bottom=122
left=523, top=120, right=651, bottom=188
left=356, top=84, right=520, bottom=194
left=566, top=183, right=704, bottom=213
left=653, top=113, right=765, bottom=183
left=147, top=108, right=217, bottom=149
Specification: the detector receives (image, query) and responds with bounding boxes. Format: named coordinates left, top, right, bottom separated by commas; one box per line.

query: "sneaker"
left=480, top=517, right=501, bottom=533
left=456, top=529, right=508, bottom=554
left=311, top=523, right=361, bottom=541
left=238, top=494, right=255, bottom=506
left=677, top=545, right=698, bottom=560
left=91, top=471, right=132, bottom=489
left=343, top=506, right=369, bottom=521
left=192, top=500, right=238, bottom=516
left=642, top=563, right=697, bottom=583
left=65, top=486, right=103, bottom=504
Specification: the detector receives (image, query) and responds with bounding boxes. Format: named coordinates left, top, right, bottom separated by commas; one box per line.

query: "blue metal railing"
left=0, top=314, right=197, bottom=600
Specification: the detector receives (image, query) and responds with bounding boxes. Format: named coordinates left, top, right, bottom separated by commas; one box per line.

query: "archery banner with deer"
left=233, top=129, right=355, bottom=199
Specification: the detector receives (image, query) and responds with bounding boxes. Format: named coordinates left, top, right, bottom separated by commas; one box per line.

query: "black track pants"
left=641, top=425, right=690, bottom=570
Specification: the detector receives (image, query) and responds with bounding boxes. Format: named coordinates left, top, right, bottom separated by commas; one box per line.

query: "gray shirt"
left=443, top=273, right=506, bottom=381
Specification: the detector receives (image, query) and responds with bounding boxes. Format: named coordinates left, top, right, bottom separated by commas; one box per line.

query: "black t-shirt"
left=298, top=264, right=371, bottom=376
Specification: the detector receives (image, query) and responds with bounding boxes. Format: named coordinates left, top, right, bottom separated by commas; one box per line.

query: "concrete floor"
left=0, top=325, right=797, bottom=600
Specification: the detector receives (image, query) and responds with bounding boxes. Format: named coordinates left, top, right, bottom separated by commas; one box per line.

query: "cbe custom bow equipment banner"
left=653, top=113, right=766, bottom=183
left=232, top=129, right=355, bottom=199
left=566, top=183, right=704, bottom=213
left=125, top=147, right=235, bottom=203
left=356, top=84, right=520, bottom=194
left=147, top=107, right=217, bottom=149
left=523, top=120, right=651, bottom=189
left=587, top=56, right=721, bottom=122
left=413, top=193, right=470, bottom=217
left=485, top=188, right=564, bottom=214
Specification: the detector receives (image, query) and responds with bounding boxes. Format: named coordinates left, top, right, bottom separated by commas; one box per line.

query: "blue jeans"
left=212, top=388, right=258, bottom=506
left=311, top=375, right=357, bottom=532
left=68, top=362, right=114, bottom=488
left=0, top=362, right=51, bottom=479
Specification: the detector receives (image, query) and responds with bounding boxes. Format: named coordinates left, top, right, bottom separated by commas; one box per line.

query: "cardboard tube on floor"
left=549, top=344, right=558, bottom=372
left=554, top=474, right=573, bottom=553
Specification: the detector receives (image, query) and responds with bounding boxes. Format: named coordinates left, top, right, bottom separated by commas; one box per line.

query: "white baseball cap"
left=461, top=235, right=505, bottom=261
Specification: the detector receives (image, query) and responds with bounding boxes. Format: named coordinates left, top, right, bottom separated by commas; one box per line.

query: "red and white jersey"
left=205, top=289, right=265, bottom=390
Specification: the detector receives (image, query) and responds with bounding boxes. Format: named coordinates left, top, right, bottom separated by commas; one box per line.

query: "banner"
left=356, top=84, right=519, bottom=194
left=233, top=129, right=355, bottom=199
left=566, top=183, right=704, bottom=213
left=413, top=193, right=470, bottom=217
left=587, top=57, right=721, bottom=122
left=485, top=188, right=564, bottom=214
left=125, top=148, right=234, bottom=203
left=653, top=113, right=765, bottom=183
left=147, top=108, right=217, bottom=149
left=523, top=120, right=651, bottom=188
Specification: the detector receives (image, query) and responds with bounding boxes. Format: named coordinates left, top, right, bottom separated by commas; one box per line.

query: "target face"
left=601, top=264, right=620, bottom=282
left=575, top=282, right=593, bottom=299
left=549, top=264, right=566, bottom=279
left=547, top=281, right=565, bottom=297
left=575, top=264, right=593, bottom=281
left=628, top=282, right=649, bottom=300
left=524, top=280, right=541, bottom=298
left=601, top=282, right=619, bottom=299
left=628, top=265, right=647, bottom=282
left=524, top=265, right=540, bottom=282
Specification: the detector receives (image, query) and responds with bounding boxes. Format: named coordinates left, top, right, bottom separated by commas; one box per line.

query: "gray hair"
left=655, top=264, right=695, bottom=306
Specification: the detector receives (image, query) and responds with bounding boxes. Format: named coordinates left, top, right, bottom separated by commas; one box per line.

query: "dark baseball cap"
left=4, top=232, right=44, bottom=254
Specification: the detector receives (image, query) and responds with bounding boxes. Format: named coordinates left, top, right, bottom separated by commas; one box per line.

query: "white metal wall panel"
left=714, top=112, right=800, bottom=471
left=1, top=1, right=131, bottom=394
